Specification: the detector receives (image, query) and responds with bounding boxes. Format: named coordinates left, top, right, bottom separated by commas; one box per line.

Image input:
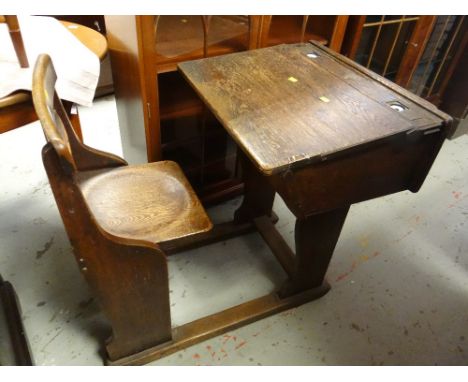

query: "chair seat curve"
left=76, top=160, right=212, bottom=244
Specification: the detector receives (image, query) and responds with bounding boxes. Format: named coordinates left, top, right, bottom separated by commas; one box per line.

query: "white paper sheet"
left=0, top=15, right=100, bottom=107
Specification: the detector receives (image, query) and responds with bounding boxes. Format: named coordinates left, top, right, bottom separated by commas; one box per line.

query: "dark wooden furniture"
left=105, top=16, right=349, bottom=205
left=172, top=41, right=450, bottom=363
left=0, top=274, right=33, bottom=365
left=441, top=21, right=468, bottom=138
left=32, top=54, right=213, bottom=363
left=33, top=41, right=452, bottom=366
left=0, top=15, right=37, bottom=134
left=1, top=16, right=108, bottom=138
left=400, top=16, right=466, bottom=106
left=341, top=16, right=438, bottom=84
left=258, top=15, right=349, bottom=51
left=341, top=15, right=467, bottom=108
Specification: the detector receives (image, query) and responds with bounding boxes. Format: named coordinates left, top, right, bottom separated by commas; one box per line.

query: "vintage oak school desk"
left=35, top=41, right=452, bottom=365
left=136, top=41, right=451, bottom=364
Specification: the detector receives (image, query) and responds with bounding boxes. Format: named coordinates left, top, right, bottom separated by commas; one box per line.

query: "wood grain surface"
left=179, top=42, right=450, bottom=175
left=77, top=160, right=212, bottom=244
left=60, top=20, right=108, bottom=60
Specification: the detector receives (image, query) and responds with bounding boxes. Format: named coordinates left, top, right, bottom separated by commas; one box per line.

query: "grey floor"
left=0, top=95, right=467, bottom=366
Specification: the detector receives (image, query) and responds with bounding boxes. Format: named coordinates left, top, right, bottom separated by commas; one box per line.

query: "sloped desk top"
left=179, top=42, right=452, bottom=175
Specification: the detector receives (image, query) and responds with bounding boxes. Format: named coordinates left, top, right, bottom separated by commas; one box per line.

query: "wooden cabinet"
left=439, top=17, right=468, bottom=138
left=127, top=16, right=258, bottom=204
left=258, top=15, right=349, bottom=51
left=402, top=16, right=467, bottom=106
left=105, top=15, right=349, bottom=205
left=341, top=16, right=467, bottom=108
left=341, top=16, right=438, bottom=83
left=153, top=16, right=255, bottom=73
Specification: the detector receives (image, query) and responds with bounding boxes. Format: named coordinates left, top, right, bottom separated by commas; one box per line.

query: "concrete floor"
left=0, top=95, right=467, bottom=366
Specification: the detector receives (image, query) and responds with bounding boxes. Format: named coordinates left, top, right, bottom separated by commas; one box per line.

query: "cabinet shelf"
left=158, top=71, right=205, bottom=121
left=161, top=125, right=226, bottom=150
left=159, top=97, right=204, bottom=121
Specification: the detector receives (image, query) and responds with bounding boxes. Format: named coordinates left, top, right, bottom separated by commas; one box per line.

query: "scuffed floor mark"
left=78, top=297, right=94, bottom=310
left=222, top=334, right=235, bottom=344
left=40, top=328, right=64, bottom=354
left=36, top=236, right=54, bottom=259
left=190, top=333, right=249, bottom=364
left=395, top=230, right=413, bottom=243
left=449, top=192, right=468, bottom=208
left=335, top=225, right=419, bottom=282
left=74, top=297, right=95, bottom=319
left=359, top=235, right=369, bottom=248
left=33, top=217, right=47, bottom=225
left=335, top=251, right=380, bottom=282
left=49, top=311, right=58, bottom=322
left=350, top=322, right=365, bottom=332
left=452, top=191, right=462, bottom=200
left=279, top=308, right=297, bottom=317
left=235, top=340, right=247, bottom=350
left=206, top=344, right=216, bottom=359
left=220, top=348, right=228, bottom=359
left=409, top=214, right=422, bottom=226
left=251, top=322, right=272, bottom=338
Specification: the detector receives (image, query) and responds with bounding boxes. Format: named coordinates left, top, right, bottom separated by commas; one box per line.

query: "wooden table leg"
left=279, top=206, right=350, bottom=297
left=234, top=151, right=276, bottom=224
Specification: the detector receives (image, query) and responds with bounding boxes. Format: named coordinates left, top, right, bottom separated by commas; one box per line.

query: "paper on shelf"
left=0, top=15, right=100, bottom=107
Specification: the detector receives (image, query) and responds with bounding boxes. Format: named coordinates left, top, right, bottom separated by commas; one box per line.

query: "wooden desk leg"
left=279, top=207, right=350, bottom=297
left=234, top=152, right=275, bottom=224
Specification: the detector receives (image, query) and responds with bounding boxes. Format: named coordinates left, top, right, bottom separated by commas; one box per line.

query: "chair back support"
left=33, top=54, right=127, bottom=172
left=32, top=54, right=78, bottom=168
left=1, top=15, right=29, bottom=68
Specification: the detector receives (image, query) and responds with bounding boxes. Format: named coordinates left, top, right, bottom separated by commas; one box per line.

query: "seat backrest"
left=1, top=15, right=29, bottom=68
left=32, top=53, right=127, bottom=172
left=32, top=54, right=78, bottom=168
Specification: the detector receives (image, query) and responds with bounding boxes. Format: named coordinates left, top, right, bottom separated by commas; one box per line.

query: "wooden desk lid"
left=179, top=42, right=452, bottom=175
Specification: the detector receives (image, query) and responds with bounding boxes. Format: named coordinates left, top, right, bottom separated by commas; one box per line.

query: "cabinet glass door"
left=354, top=16, right=421, bottom=81
left=406, top=16, right=466, bottom=104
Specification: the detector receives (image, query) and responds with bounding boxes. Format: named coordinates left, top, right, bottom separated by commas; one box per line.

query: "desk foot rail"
left=106, top=280, right=330, bottom=366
